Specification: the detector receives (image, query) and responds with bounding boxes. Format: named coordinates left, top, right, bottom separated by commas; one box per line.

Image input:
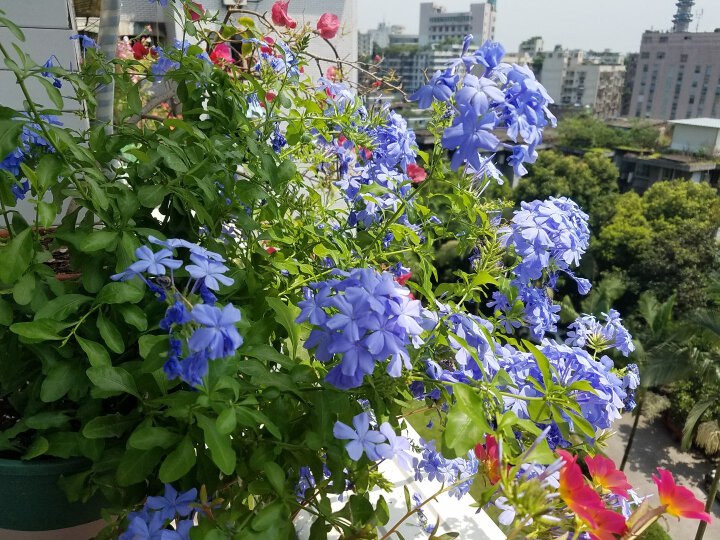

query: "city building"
left=358, top=23, right=413, bottom=57
left=629, top=29, right=720, bottom=120
left=541, top=49, right=626, bottom=118
left=418, top=2, right=495, bottom=47
left=518, top=36, right=543, bottom=58
left=629, top=1, right=720, bottom=120
left=620, top=53, right=638, bottom=116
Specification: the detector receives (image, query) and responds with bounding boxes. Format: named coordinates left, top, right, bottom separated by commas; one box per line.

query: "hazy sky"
left=357, top=0, right=720, bottom=53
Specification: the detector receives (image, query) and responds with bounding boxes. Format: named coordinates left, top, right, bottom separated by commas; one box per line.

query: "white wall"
left=670, top=124, right=720, bottom=154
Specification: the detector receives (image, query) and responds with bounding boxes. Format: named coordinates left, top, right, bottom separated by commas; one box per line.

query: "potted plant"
left=0, top=2, right=712, bottom=539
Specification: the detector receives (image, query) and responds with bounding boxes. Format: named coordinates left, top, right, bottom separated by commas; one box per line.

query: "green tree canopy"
left=557, top=113, right=659, bottom=150
left=515, top=150, right=620, bottom=230
left=594, top=180, right=720, bottom=313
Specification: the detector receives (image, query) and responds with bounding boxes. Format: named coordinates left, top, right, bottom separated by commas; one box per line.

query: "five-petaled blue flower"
left=333, top=412, right=387, bottom=461
left=189, top=304, right=243, bottom=359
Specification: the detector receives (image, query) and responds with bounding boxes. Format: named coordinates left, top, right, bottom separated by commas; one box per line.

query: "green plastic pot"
left=0, top=457, right=106, bottom=531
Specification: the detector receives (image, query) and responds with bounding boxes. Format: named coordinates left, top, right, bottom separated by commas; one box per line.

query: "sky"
left=357, top=0, right=720, bottom=53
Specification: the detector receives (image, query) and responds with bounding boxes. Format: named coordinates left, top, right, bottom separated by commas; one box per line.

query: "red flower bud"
left=317, top=13, right=340, bottom=39
left=271, top=1, right=297, bottom=29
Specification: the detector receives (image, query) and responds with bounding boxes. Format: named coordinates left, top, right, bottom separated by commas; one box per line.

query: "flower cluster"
left=297, top=268, right=430, bottom=389
left=567, top=309, right=636, bottom=356
left=333, top=412, right=413, bottom=468
left=414, top=439, right=479, bottom=498
left=120, top=484, right=198, bottom=540
left=112, top=237, right=242, bottom=385
left=411, top=37, right=554, bottom=177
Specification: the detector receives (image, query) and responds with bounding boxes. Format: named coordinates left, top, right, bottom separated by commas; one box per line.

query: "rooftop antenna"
left=672, top=0, right=694, bottom=32
left=695, top=8, right=704, bottom=32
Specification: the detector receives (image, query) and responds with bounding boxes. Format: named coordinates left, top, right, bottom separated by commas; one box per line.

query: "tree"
left=594, top=180, right=720, bottom=314
left=515, top=150, right=620, bottom=230
left=557, top=113, right=659, bottom=150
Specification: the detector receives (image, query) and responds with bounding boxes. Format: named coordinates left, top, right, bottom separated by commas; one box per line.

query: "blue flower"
left=119, top=512, right=165, bottom=540
left=70, top=34, right=97, bottom=49
left=129, top=246, right=183, bottom=276
left=185, top=254, right=234, bottom=291
left=410, top=69, right=459, bottom=109
left=333, top=412, right=386, bottom=461
left=146, top=484, right=197, bottom=521
left=441, top=102, right=499, bottom=171
left=188, top=304, right=243, bottom=359
left=375, top=422, right=413, bottom=470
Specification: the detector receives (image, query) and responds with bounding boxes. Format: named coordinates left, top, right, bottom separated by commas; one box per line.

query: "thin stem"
left=0, top=198, right=14, bottom=238
left=505, top=514, right=533, bottom=540
left=695, top=457, right=720, bottom=540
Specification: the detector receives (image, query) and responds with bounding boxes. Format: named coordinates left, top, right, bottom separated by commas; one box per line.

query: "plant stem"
left=620, top=390, right=644, bottom=471
left=505, top=515, right=533, bottom=540
left=695, top=457, right=720, bottom=540
left=0, top=198, right=14, bottom=238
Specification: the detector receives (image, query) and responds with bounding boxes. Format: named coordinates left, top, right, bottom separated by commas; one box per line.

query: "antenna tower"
left=672, top=0, right=694, bottom=32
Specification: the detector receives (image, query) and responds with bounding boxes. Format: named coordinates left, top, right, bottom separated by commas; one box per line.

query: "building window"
left=642, top=64, right=649, bottom=72
left=695, top=65, right=701, bottom=73
left=689, top=95, right=695, bottom=104
left=659, top=36, right=668, bottom=43
left=680, top=54, right=688, bottom=63
left=656, top=52, right=665, bottom=59
left=635, top=163, right=650, bottom=178
left=641, top=52, right=650, bottom=59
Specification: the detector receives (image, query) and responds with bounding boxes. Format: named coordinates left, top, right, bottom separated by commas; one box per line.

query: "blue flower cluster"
left=333, top=412, right=413, bottom=468
left=120, top=484, right=197, bottom=540
left=494, top=197, right=591, bottom=339
left=410, top=37, right=555, bottom=176
left=1, top=115, right=63, bottom=200
left=566, top=309, right=635, bottom=357
left=296, top=268, right=431, bottom=389
left=413, top=439, right=478, bottom=499
left=112, top=237, right=242, bottom=386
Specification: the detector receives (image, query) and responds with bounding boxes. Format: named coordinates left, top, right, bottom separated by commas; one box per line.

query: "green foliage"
left=557, top=113, right=659, bottom=150
left=515, top=150, right=619, bottom=230
left=594, top=180, right=720, bottom=314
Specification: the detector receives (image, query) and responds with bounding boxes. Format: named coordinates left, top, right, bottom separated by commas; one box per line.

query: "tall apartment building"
left=541, top=49, right=626, bottom=118
left=358, top=23, right=416, bottom=57
left=629, top=30, right=720, bottom=120
left=418, top=2, right=495, bottom=47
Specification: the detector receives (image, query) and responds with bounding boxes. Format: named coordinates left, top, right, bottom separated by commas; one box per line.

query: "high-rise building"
left=540, top=49, right=626, bottom=118
left=629, top=30, right=720, bottom=120
left=418, top=2, right=495, bottom=47
left=358, top=23, right=415, bottom=57
left=519, top=36, right=543, bottom=58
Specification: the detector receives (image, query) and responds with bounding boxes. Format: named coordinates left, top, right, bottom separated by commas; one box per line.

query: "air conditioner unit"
left=223, top=0, right=247, bottom=6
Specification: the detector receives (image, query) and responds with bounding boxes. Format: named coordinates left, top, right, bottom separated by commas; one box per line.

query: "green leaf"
left=23, top=436, right=49, bottom=460
left=444, top=406, right=486, bottom=457
left=116, top=448, right=164, bottom=486
left=375, top=495, right=390, bottom=526
left=525, top=341, right=552, bottom=389
left=159, top=435, right=196, bottom=483
left=137, top=185, right=167, bottom=208
left=97, top=312, right=124, bottom=353
left=35, top=294, right=92, bottom=321
left=0, top=120, right=23, bottom=166
left=83, top=413, right=138, bottom=438
left=12, top=273, right=35, bottom=305
left=157, top=145, right=188, bottom=172
left=216, top=407, right=237, bottom=435
left=266, top=297, right=300, bottom=357
left=264, top=461, right=285, bottom=495
left=95, top=282, right=144, bottom=305
left=682, top=396, right=717, bottom=451
left=10, top=319, right=66, bottom=340
left=25, top=411, right=70, bottom=429
left=451, top=384, right=492, bottom=434
left=76, top=336, right=111, bottom=367
left=36, top=201, right=57, bottom=227
left=37, top=76, right=63, bottom=109
left=128, top=425, right=179, bottom=450
left=0, top=298, right=12, bottom=325
left=79, top=230, right=119, bottom=252
left=127, top=84, right=141, bottom=115
left=86, top=366, right=139, bottom=397
left=40, top=362, right=77, bottom=402
left=0, top=17, right=25, bottom=41
left=0, top=228, right=33, bottom=284
left=196, top=414, right=236, bottom=475
left=116, top=304, right=148, bottom=331
left=251, top=501, right=287, bottom=532
left=36, top=154, right=63, bottom=192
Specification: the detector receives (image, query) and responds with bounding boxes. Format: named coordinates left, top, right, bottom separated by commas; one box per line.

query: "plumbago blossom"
left=119, top=484, right=198, bottom=540
left=112, top=237, right=242, bottom=385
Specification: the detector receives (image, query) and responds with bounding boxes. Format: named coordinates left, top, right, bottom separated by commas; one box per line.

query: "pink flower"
left=132, top=41, right=150, bottom=60
left=271, top=1, right=296, bottom=29
left=585, top=454, right=632, bottom=498
left=653, top=468, right=712, bottom=523
left=187, top=1, right=204, bottom=21
left=317, top=13, right=340, bottom=39
left=325, top=65, right=340, bottom=81
left=407, top=164, right=427, bottom=184
left=475, top=435, right=502, bottom=485
left=210, top=43, right=233, bottom=65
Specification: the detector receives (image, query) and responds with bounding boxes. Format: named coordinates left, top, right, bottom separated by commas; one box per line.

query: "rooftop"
left=670, top=118, right=720, bottom=129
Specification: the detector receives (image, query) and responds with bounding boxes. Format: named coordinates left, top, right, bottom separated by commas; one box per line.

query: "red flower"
left=372, top=80, right=382, bottom=89
left=325, top=65, right=340, bottom=81
left=131, top=41, right=149, bottom=60
left=585, top=506, right=627, bottom=540
left=317, top=13, right=340, bottom=39
left=187, top=1, right=204, bottom=21
left=374, top=54, right=381, bottom=63
left=474, top=435, right=502, bottom=485
left=209, top=43, right=233, bottom=65
left=558, top=450, right=605, bottom=528
left=394, top=272, right=412, bottom=286
left=585, top=454, right=632, bottom=498
left=266, top=247, right=277, bottom=254
left=407, top=164, right=427, bottom=184
left=653, top=468, right=712, bottom=523
left=265, top=92, right=276, bottom=102
left=271, top=1, right=296, bottom=29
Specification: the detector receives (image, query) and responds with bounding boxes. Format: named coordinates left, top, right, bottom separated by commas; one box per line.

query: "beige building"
left=418, top=2, right=494, bottom=47
left=629, top=30, right=720, bottom=120
left=541, top=49, right=626, bottom=118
